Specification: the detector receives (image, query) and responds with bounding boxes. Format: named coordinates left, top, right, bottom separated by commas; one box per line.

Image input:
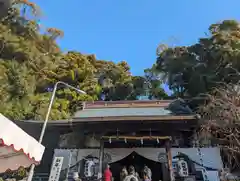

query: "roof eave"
left=72, top=115, right=197, bottom=122
left=17, top=115, right=197, bottom=125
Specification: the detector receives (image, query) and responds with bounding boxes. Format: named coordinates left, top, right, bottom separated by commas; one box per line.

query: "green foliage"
left=144, top=66, right=169, bottom=100
left=0, top=166, right=27, bottom=180
left=0, top=2, right=168, bottom=121
left=155, top=20, right=240, bottom=98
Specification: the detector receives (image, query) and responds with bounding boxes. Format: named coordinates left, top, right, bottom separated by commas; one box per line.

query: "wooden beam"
left=72, top=115, right=196, bottom=122
left=101, top=136, right=171, bottom=140
left=78, top=122, right=196, bottom=132
left=46, top=121, right=197, bottom=135
left=85, top=100, right=172, bottom=109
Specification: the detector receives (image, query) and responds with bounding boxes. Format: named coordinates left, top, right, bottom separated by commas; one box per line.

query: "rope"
left=197, top=147, right=209, bottom=181
left=101, top=136, right=171, bottom=140
left=194, top=131, right=209, bottom=181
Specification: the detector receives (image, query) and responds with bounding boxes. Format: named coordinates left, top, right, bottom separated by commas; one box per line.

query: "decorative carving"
left=158, top=152, right=167, bottom=163
left=58, top=132, right=84, bottom=148
left=85, top=136, right=100, bottom=148
left=168, top=99, right=193, bottom=115
left=103, top=152, right=112, bottom=163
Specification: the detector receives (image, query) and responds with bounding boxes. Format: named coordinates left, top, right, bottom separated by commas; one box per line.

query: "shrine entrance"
left=110, top=151, right=162, bottom=181
left=100, top=136, right=172, bottom=181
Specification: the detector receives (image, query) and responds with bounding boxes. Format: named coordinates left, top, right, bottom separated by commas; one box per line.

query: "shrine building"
left=17, top=100, right=223, bottom=181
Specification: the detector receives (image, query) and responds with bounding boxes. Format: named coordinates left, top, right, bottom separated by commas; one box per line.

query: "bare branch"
left=199, top=82, right=240, bottom=170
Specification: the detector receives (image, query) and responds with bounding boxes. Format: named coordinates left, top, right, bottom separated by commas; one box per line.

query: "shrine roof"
left=72, top=100, right=197, bottom=121
left=16, top=100, right=197, bottom=124
left=74, top=107, right=171, bottom=118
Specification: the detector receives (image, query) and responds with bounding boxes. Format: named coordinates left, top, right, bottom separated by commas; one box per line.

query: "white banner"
left=54, top=147, right=223, bottom=171
left=171, top=148, right=223, bottom=170
left=76, top=148, right=166, bottom=163
left=48, top=157, right=64, bottom=181
left=53, top=149, right=72, bottom=170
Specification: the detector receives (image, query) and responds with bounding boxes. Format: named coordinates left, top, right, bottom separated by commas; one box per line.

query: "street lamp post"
left=27, top=81, right=86, bottom=181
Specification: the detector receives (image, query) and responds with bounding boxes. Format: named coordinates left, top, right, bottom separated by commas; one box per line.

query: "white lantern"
left=84, top=160, right=95, bottom=177
left=177, top=160, right=189, bottom=177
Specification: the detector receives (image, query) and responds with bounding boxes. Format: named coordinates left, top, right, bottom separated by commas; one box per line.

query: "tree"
left=92, top=59, right=133, bottom=101
left=144, top=65, right=169, bottom=100
left=0, top=0, right=169, bottom=121
left=0, top=0, right=68, bottom=120
left=127, top=76, right=146, bottom=100
left=199, top=83, right=240, bottom=170
left=155, top=20, right=240, bottom=98
left=125, top=66, right=168, bottom=100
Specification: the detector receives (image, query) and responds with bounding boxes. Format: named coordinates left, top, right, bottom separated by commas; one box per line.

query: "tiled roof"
left=17, top=100, right=197, bottom=124
left=84, top=100, right=172, bottom=109
left=73, top=107, right=172, bottom=118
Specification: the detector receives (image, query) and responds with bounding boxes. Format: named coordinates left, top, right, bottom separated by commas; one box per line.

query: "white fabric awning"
left=0, top=114, right=45, bottom=173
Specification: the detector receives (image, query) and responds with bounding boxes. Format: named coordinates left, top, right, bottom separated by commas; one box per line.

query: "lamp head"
left=77, top=89, right=86, bottom=94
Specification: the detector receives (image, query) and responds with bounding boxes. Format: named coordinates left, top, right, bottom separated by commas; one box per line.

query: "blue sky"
left=33, top=0, right=240, bottom=76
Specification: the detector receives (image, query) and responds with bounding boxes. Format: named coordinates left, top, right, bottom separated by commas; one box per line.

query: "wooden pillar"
left=161, top=162, right=169, bottom=181
left=166, top=139, right=175, bottom=181
left=98, top=139, right=104, bottom=179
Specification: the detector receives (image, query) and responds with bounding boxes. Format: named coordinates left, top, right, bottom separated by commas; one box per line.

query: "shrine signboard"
left=48, top=157, right=64, bottom=181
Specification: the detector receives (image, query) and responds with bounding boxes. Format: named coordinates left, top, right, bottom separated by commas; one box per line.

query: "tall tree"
left=144, top=65, right=168, bottom=100
left=125, top=66, right=168, bottom=100
left=0, top=0, right=169, bottom=121
left=0, top=2, right=87, bottom=120
left=155, top=20, right=240, bottom=98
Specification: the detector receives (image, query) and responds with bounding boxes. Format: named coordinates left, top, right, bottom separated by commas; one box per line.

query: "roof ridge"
left=84, top=100, right=172, bottom=109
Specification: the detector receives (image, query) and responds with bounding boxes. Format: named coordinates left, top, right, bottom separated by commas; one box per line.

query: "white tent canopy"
left=0, top=113, right=45, bottom=173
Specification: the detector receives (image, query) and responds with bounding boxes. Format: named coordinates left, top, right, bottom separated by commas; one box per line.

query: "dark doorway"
left=110, top=151, right=162, bottom=181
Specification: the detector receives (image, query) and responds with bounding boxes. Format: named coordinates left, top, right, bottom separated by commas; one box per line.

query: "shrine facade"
left=17, top=100, right=223, bottom=181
